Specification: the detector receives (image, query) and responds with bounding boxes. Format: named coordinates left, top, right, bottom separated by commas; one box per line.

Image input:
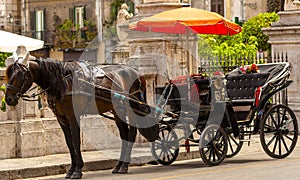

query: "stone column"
left=263, top=10, right=300, bottom=131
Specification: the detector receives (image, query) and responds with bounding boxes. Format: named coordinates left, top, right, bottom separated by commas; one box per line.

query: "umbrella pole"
left=186, top=28, right=190, bottom=74
left=185, top=27, right=191, bottom=102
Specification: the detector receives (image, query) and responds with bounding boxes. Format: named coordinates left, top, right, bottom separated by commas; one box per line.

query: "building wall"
left=0, top=0, right=20, bottom=33
left=243, top=0, right=267, bottom=20
left=193, top=0, right=267, bottom=23
left=22, top=0, right=96, bottom=32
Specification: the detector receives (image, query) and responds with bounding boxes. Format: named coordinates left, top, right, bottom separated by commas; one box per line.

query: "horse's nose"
left=5, top=96, right=14, bottom=106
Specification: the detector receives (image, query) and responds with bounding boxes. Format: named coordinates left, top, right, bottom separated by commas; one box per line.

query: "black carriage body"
left=152, top=62, right=297, bottom=166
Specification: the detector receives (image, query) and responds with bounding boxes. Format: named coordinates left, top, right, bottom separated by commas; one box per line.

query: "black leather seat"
left=226, top=72, right=270, bottom=106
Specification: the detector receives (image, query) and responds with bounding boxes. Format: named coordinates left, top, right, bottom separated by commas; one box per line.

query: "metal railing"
left=22, top=28, right=97, bottom=48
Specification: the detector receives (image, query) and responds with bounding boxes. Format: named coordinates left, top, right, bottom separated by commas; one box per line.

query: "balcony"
left=22, top=27, right=97, bottom=49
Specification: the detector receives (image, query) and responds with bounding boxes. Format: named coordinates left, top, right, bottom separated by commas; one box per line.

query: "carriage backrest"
left=226, top=72, right=270, bottom=103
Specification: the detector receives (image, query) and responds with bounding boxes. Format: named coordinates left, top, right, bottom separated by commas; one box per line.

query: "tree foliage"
left=242, top=12, right=279, bottom=52
left=199, top=12, right=279, bottom=59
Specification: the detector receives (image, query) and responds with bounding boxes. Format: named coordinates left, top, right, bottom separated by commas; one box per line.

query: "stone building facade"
left=0, top=0, right=281, bottom=160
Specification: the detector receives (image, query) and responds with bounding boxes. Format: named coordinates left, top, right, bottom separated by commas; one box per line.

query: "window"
left=70, top=6, right=86, bottom=28
left=211, top=0, right=224, bottom=16
left=35, top=10, right=44, bottom=40
left=75, top=7, right=85, bottom=28
left=30, top=9, right=45, bottom=40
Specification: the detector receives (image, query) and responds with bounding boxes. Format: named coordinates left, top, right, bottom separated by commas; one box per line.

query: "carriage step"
left=240, top=139, right=251, bottom=142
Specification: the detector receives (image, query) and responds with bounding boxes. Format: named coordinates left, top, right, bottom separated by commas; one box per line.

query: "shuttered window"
left=30, top=9, right=45, bottom=40
left=211, top=0, right=224, bottom=16
left=35, top=10, right=44, bottom=40
left=69, top=6, right=86, bottom=28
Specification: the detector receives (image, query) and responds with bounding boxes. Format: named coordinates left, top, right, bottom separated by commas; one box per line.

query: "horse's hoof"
left=118, top=166, right=128, bottom=174
left=112, top=161, right=123, bottom=174
left=112, top=167, right=120, bottom=174
left=65, top=171, right=73, bottom=179
left=70, top=172, right=83, bottom=179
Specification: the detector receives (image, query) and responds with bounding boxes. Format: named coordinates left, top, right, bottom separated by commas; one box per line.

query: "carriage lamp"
left=213, top=77, right=223, bottom=90
left=211, top=75, right=226, bottom=102
left=214, top=91, right=221, bottom=101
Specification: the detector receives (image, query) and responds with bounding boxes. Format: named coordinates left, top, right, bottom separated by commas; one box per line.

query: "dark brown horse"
left=5, top=47, right=158, bottom=179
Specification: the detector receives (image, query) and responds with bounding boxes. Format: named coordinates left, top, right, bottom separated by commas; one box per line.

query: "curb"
left=2, top=149, right=200, bottom=179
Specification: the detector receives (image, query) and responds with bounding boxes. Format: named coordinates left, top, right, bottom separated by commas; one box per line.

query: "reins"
left=22, top=86, right=50, bottom=101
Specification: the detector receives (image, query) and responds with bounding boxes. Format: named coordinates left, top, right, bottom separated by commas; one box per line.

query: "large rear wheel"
left=199, top=124, right=228, bottom=166
left=260, top=104, right=298, bottom=159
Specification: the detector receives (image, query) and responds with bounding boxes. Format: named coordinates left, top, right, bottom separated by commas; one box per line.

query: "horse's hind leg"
left=112, top=114, right=137, bottom=174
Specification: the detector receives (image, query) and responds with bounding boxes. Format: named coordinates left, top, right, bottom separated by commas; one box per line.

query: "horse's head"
left=5, top=46, right=34, bottom=106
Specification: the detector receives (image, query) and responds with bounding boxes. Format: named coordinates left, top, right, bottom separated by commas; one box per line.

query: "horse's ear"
left=13, top=45, right=30, bottom=67
left=19, top=52, right=30, bottom=67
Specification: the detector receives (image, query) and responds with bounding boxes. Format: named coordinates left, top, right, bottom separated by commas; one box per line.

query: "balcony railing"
left=22, top=28, right=97, bottom=49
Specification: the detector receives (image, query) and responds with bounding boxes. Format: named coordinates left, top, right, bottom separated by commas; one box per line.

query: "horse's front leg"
left=58, top=115, right=84, bottom=179
left=68, top=117, right=84, bottom=179
left=113, top=116, right=137, bottom=174
left=57, top=117, right=79, bottom=179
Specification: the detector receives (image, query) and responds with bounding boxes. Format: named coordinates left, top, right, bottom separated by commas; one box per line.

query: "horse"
left=5, top=46, right=159, bottom=179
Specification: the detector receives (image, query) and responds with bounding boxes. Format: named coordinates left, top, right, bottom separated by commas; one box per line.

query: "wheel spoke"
left=276, top=108, right=281, bottom=128
left=212, top=149, right=216, bottom=162
left=229, top=134, right=239, bottom=146
left=266, top=134, right=277, bottom=147
left=264, top=124, right=276, bottom=133
left=278, top=135, right=282, bottom=155
left=284, top=134, right=295, bottom=142
left=215, top=146, right=222, bottom=160
left=228, top=138, right=235, bottom=154
left=270, top=113, right=278, bottom=129
left=208, top=147, right=213, bottom=161
left=280, top=135, right=289, bottom=153
left=280, top=109, right=287, bottom=127
left=203, top=148, right=210, bottom=155
left=272, top=135, right=279, bottom=154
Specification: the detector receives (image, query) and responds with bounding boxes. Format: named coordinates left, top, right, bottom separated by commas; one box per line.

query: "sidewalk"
left=0, top=136, right=263, bottom=179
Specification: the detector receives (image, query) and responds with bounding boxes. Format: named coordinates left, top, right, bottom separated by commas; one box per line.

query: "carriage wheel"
left=226, top=131, right=243, bottom=158
left=260, top=104, right=298, bottom=159
left=150, top=125, right=179, bottom=166
left=199, top=124, right=228, bottom=166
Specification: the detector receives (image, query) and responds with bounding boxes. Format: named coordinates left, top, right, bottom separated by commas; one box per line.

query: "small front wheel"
left=260, top=104, right=298, bottom=159
left=199, top=124, right=228, bottom=166
left=226, top=131, right=243, bottom=158
left=151, top=125, right=179, bottom=165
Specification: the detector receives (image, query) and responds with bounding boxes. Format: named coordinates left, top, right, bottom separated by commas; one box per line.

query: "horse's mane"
left=34, top=58, right=80, bottom=100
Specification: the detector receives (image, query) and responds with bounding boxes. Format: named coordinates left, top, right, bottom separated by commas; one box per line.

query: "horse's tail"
left=133, top=74, right=159, bottom=142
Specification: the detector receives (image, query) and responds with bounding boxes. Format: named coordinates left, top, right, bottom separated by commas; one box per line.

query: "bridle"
left=6, top=62, right=34, bottom=101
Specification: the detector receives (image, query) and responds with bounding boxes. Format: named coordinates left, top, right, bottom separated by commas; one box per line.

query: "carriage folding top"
left=226, top=62, right=291, bottom=104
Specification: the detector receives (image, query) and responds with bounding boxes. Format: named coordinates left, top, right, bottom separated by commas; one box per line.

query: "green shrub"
left=0, top=52, right=12, bottom=67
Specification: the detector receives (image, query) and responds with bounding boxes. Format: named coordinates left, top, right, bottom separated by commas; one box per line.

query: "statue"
left=116, top=3, right=133, bottom=44
left=285, top=0, right=300, bottom=10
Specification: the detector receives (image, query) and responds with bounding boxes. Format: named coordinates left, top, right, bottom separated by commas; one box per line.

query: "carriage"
left=5, top=46, right=298, bottom=178
left=151, top=62, right=298, bottom=166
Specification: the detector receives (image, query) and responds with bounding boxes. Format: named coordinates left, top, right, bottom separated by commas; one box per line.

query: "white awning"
left=0, top=30, right=44, bottom=52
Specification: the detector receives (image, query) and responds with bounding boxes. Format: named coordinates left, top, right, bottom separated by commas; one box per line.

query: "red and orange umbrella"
left=129, top=7, right=242, bottom=73
left=129, top=7, right=242, bottom=35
